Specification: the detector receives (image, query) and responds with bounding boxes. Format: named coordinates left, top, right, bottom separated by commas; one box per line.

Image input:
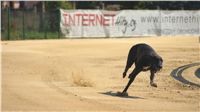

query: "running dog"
left=118, top=43, right=163, bottom=96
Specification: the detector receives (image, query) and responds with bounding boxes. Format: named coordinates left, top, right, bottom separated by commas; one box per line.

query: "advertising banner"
left=60, top=9, right=200, bottom=38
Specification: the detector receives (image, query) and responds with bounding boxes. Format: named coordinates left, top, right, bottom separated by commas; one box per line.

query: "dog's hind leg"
left=123, top=48, right=136, bottom=78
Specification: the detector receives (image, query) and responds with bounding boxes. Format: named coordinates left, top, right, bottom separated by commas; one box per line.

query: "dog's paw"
left=116, top=91, right=128, bottom=97
left=150, top=82, right=157, bottom=87
left=123, top=72, right=126, bottom=78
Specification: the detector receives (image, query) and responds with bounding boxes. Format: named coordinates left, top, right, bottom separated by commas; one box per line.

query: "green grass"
left=1, top=31, right=61, bottom=40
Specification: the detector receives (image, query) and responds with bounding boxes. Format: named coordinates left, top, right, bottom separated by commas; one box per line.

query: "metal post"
left=58, top=9, right=60, bottom=39
left=22, top=7, right=25, bottom=39
left=73, top=1, right=76, bottom=9
left=44, top=12, right=47, bottom=39
left=101, top=2, right=104, bottom=10
left=42, top=1, right=47, bottom=39
left=7, top=6, right=10, bottom=40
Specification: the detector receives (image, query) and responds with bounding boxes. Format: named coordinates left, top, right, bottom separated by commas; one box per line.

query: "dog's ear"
left=151, top=55, right=162, bottom=64
left=158, top=56, right=163, bottom=64
left=160, top=57, right=163, bottom=63
left=156, top=56, right=163, bottom=68
left=159, top=57, right=163, bottom=65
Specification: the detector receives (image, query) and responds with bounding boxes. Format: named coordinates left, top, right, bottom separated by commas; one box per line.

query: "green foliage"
left=76, top=1, right=101, bottom=9
left=74, top=1, right=199, bottom=10
left=45, top=1, right=73, bottom=11
left=5, top=31, right=59, bottom=40
left=133, top=2, right=148, bottom=9
left=132, top=1, right=200, bottom=10
left=44, top=1, right=73, bottom=32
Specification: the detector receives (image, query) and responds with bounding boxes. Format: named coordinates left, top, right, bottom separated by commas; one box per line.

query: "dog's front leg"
left=122, top=68, right=141, bottom=94
left=150, top=70, right=157, bottom=87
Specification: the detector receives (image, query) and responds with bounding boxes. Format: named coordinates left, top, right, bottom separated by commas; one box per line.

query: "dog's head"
left=151, top=55, right=163, bottom=73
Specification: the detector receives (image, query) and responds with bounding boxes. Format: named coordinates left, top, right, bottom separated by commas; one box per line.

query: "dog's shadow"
left=100, top=91, right=144, bottom=99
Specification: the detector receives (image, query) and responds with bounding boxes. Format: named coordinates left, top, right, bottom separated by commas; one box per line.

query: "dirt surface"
left=2, top=36, right=200, bottom=112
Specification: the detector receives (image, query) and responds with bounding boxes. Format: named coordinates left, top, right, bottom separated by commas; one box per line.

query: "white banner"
left=60, top=9, right=200, bottom=38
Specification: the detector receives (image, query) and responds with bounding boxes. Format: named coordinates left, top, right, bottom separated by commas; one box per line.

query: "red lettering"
left=89, top=14, right=95, bottom=26
left=62, top=12, right=116, bottom=26
left=82, top=14, right=89, bottom=26
left=104, top=14, right=115, bottom=26
left=76, top=13, right=82, bottom=26
left=103, top=17, right=109, bottom=26
left=63, top=13, right=68, bottom=26
left=96, top=14, right=103, bottom=26
left=69, top=14, right=75, bottom=26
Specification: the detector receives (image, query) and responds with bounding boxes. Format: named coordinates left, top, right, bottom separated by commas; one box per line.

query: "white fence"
left=60, top=9, right=200, bottom=38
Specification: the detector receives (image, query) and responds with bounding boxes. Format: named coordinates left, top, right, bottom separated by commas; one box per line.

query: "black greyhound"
left=118, top=43, right=163, bottom=96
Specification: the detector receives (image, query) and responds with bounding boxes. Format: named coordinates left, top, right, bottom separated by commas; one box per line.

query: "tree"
left=44, top=1, right=73, bottom=32
left=45, top=1, right=73, bottom=11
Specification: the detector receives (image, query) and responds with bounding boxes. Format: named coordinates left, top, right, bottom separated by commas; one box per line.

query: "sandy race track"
left=2, top=36, right=200, bottom=112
